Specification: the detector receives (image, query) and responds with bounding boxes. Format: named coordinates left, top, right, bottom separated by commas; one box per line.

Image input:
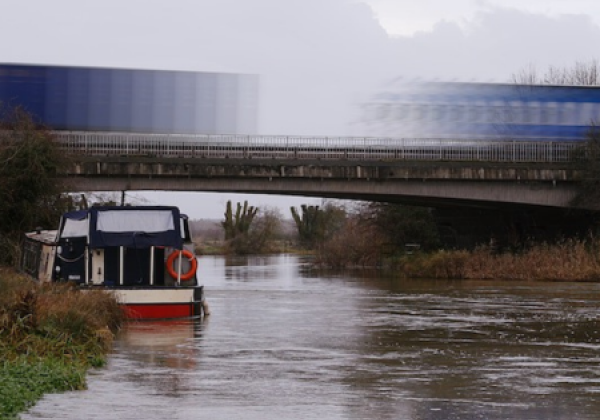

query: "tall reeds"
left=397, top=238, right=600, bottom=281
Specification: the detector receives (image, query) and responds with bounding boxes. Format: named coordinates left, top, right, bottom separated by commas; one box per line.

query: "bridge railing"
left=52, top=131, right=583, bottom=163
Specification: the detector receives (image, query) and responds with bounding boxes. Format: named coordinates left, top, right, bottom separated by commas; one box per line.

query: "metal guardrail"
left=53, top=131, right=583, bottom=163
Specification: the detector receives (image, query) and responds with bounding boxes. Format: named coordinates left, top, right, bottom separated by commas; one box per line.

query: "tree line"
left=198, top=198, right=441, bottom=267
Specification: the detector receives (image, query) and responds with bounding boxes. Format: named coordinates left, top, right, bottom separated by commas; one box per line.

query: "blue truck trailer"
left=361, top=81, right=600, bottom=141
left=0, top=63, right=258, bottom=134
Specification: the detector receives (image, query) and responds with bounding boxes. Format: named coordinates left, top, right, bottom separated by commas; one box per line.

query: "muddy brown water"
left=22, top=254, right=600, bottom=420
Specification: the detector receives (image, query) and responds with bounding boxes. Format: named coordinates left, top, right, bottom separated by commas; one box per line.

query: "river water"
left=23, top=254, right=600, bottom=420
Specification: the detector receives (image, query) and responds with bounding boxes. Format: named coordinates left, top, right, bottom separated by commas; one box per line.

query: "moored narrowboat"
left=21, top=206, right=208, bottom=320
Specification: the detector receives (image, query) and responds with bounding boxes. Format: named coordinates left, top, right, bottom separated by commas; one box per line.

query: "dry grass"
left=398, top=239, right=600, bottom=281
left=397, top=250, right=470, bottom=279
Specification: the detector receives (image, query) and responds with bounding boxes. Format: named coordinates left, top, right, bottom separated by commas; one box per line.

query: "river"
left=22, top=254, right=600, bottom=420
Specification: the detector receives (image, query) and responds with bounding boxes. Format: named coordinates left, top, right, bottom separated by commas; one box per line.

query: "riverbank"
left=0, top=268, right=123, bottom=419
left=198, top=237, right=600, bottom=281
left=396, top=239, right=600, bottom=281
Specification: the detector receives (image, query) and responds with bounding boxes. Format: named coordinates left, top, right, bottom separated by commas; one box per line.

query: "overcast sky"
left=2, top=0, right=600, bottom=219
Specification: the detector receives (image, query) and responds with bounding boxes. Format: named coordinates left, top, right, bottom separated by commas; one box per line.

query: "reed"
left=0, top=268, right=123, bottom=418
left=398, top=238, right=600, bottom=281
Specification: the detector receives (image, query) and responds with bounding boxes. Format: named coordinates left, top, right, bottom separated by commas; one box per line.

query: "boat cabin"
left=22, top=206, right=198, bottom=287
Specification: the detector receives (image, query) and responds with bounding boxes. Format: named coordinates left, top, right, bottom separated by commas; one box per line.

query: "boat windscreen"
left=88, top=207, right=183, bottom=249
left=97, top=210, right=175, bottom=233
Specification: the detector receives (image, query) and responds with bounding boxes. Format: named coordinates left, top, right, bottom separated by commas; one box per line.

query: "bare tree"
left=249, top=207, right=283, bottom=253
left=315, top=209, right=386, bottom=269
left=512, top=60, right=600, bottom=86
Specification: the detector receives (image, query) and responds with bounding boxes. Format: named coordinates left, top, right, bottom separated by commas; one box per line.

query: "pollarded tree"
left=221, top=200, right=258, bottom=240
left=290, top=204, right=323, bottom=249
left=221, top=200, right=260, bottom=254
left=220, top=201, right=284, bottom=254
left=290, top=202, right=346, bottom=250
left=0, top=106, right=70, bottom=265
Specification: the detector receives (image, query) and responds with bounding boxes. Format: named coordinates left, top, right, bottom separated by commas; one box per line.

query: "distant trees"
left=216, top=197, right=444, bottom=264
left=0, top=106, right=69, bottom=265
left=511, top=60, right=600, bottom=86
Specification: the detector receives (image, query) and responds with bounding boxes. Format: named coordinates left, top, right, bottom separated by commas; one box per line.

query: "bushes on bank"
left=0, top=268, right=123, bottom=418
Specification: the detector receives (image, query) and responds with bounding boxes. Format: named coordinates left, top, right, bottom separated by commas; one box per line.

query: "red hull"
left=122, top=303, right=199, bottom=320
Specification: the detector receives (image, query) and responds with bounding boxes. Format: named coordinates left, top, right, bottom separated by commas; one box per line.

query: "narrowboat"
left=20, top=206, right=208, bottom=320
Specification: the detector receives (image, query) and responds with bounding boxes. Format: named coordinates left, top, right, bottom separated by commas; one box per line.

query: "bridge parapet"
left=53, top=131, right=582, bottom=164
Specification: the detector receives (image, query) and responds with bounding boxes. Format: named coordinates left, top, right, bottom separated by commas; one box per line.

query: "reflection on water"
left=118, top=320, right=202, bottom=369
left=23, top=255, right=600, bottom=420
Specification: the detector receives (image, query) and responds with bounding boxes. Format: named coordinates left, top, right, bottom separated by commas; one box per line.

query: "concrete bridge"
left=56, top=131, right=585, bottom=211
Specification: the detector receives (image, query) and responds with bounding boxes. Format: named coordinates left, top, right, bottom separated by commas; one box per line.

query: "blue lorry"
left=0, top=63, right=258, bottom=134
left=362, top=81, right=600, bottom=141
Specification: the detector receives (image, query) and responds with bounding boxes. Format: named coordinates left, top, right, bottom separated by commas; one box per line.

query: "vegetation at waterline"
left=190, top=196, right=600, bottom=281
left=300, top=201, right=600, bottom=281
left=313, top=202, right=441, bottom=268
left=0, top=268, right=123, bottom=419
left=395, top=239, right=600, bottom=281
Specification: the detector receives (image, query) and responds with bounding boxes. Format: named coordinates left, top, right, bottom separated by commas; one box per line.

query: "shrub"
left=0, top=268, right=123, bottom=418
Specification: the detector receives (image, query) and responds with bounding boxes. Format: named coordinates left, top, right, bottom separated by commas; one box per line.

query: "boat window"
left=61, top=217, right=89, bottom=238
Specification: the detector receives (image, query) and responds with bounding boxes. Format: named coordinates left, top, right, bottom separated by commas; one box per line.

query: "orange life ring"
left=166, top=249, right=197, bottom=281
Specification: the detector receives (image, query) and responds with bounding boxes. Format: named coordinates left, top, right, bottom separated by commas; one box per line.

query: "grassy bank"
left=397, top=239, right=600, bottom=281
left=0, top=268, right=123, bottom=419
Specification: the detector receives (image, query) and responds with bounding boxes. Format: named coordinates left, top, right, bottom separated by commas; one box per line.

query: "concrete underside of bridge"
left=65, top=157, right=582, bottom=209
left=68, top=176, right=576, bottom=208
